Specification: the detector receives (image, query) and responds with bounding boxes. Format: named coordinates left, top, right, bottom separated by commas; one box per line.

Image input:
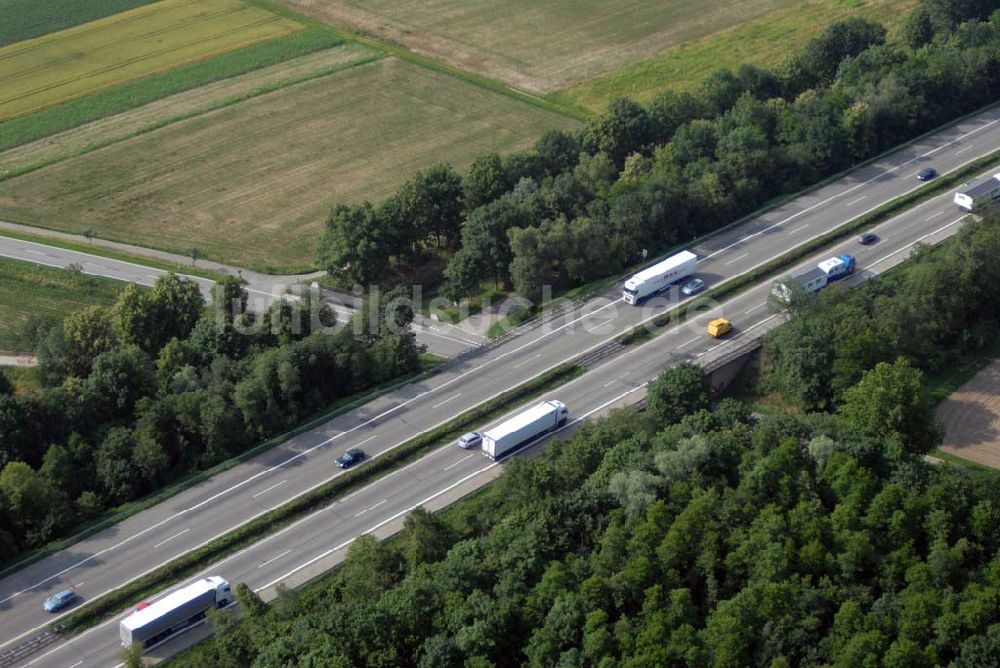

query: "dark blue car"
left=336, top=448, right=365, bottom=469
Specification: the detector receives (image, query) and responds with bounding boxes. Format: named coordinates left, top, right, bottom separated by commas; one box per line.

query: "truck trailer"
left=120, top=576, right=231, bottom=648
left=954, top=172, right=1000, bottom=212
left=772, top=254, right=855, bottom=301
left=482, top=400, right=568, bottom=460
left=623, top=251, right=698, bottom=304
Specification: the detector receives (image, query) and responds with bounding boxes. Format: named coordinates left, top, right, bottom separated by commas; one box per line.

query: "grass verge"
left=0, top=26, right=341, bottom=153
left=617, top=150, right=1000, bottom=345
left=0, top=258, right=128, bottom=349
left=930, top=449, right=1000, bottom=475
left=50, top=362, right=583, bottom=637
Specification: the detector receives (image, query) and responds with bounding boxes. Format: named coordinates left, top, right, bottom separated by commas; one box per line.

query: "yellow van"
left=707, top=318, right=732, bottom=338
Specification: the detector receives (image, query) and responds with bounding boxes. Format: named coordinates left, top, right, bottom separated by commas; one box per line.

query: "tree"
left=584, top=98, right=652, bottom=167
left=463, top=153, right=510, bottom=212
left=901, top=6, right=935, bottom=50
left=535, top=129, right=581, bottom=176
left=399, top=164, right=465, bottom=248
left=211, top=276, right=248, bottom=324
left=236, top=582, right=268, bottom=618
left=0, top=461, right=68, bottom=544
left=61, top=304, right=118, bottom=377
left=838, top=358, right=941, bottom=457
left=400, top=506, right=456, bottom=571
left=86, top=347, right=155, bottom=417
left=83, top=228, right=96, bottom=243
left=189, top=247, right=203, bottom=266
left=508, top=226, right=548, bottom=302
left=646, top=363, right=711, bottom=425
left=318, top=203, right=388, bottom=286
left=95, top=428, right=140, bottom=503
left=115, top=275, right=204, bottom=354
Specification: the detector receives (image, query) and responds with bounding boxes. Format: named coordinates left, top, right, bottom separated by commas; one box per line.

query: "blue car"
left=336, top=448, right=365, bottom=469
left=43, top=589, right=77, bottom=612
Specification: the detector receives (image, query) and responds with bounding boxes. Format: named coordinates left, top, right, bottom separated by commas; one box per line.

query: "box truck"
left=772, top=254, right=855, bottom=301
left=120, top=576, right=231, bottom=648
left=954, top=173, right=1000, bottom=212
left=482, top=400, right=568, bottom=460
left=623, top=251, right=698, bottom=304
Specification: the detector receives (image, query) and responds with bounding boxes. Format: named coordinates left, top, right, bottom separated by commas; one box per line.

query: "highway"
left=0, top=105, right=996, bottom=666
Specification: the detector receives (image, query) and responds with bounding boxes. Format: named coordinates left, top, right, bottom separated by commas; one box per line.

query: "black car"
left=916, top=167, right=937, bottom=181
left=336, top=448, right=365, bottom=468
left=857, top=232, right=878, bottom=245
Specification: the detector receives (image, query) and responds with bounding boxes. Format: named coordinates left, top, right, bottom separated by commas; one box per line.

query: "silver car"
left=457, top=432, right=482, bottom=449
left=680, top=278, right=705, bottom=296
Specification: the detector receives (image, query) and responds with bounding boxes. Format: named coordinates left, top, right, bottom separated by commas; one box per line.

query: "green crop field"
left=279, top=0, right=802, bottom=92
left=0, top=0, right=160, bottom=46
left=554, top=0, right=917, bottom=112
left=0, top=57, right=578, bottom=272
left=0, top=0, right=302, bottom=121
left=0, top=27, right=343, bottom=153
left=0, top=257, right=127, bottom=350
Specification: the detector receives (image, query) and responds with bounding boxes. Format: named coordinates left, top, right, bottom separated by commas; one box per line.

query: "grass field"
left=0, top=0, right=160, bottom=46
left=0, top=57, right=578, bottom=272
left=0, top=257, right=126, bottom=350
left=0, top=44, right=375, bottom=177
left=0, top=26, right=342, bottom=152
left=0, top=0, right=301, bottom=121
left=554, top=0, right=916, bottom=112
left=278, top=0, right=804, bottom=92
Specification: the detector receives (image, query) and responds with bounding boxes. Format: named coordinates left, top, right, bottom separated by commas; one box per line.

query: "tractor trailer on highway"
left=954, top=172, right=1000, bottom=212
left=772, top=254, right=856, bottom=301
left=482, top=400, right=568, bottom=460
left=623, top=251, right=698, bottom=304
left=120, top=576, right=231, bottom=648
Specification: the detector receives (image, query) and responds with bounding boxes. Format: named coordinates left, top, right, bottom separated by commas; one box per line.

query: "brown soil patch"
left=936, top=360, right=1000, bottom=468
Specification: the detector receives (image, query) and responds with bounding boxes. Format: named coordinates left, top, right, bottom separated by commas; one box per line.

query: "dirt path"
left=0, top=44, right=372, bottom=176
left=936, top=360, right=1000, bottom=469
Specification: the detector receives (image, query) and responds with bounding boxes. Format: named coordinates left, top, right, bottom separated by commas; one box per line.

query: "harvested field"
left=279, top=0, right=801, bottom=92
left=0, top=58, right=578, bottom=272
left=0, top=256, right=126, bottom=350
left=556, top=0, right=915, bottom=112
left=0, top=44, right=376, bottom=177
left=936, top=360, right=1000, bottom=469
left=0, top=0, right=301, bottom=121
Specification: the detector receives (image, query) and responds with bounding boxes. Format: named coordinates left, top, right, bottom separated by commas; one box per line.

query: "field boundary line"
left=0, top=50, right=382, bottom=182
left=243, top=0, right=587, bottom=122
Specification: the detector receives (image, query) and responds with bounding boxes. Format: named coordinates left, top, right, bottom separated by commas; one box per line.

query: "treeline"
left=764, top=213, right=1000, bottom=412
left=177, top=357, right=1000, bottom=666
left=319, top=0, right=1000, bottom=302
left=0, top=276, right=422, bottom=561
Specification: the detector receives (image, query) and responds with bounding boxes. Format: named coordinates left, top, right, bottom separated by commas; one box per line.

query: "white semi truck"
left=954, top=172, right=1000, bottom=211
left=623, top=250, right=698, bottom=304
left=119, top=576, right=231, bottom=648
left=482, top=400, right=568, bottom=460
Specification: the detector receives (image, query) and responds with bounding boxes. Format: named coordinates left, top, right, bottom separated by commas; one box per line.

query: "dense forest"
left=319, top=0, right=1000, bottom=302
left=178, top=216, right=1000, bottom=667
left=0, top=278, right=422, bottom=561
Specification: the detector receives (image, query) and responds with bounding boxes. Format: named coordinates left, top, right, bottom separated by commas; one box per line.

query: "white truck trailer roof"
left=120, top=577, right=223, bottom=632
left=623, top=251, right=698, bottom=291
left=484, top=401, right=564, bottom=442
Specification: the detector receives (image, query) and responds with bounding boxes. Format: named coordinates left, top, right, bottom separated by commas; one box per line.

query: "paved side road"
left=0, top=228, right=485, bottom=358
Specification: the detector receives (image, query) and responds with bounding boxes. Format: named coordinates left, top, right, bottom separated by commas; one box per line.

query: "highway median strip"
left=49, top=363, right=583, bottom=638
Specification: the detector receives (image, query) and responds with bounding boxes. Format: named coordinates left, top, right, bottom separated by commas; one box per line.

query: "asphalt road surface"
left=0, top=234, right=484, bottom=358
left=1, top=105, right=997, bottom=667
